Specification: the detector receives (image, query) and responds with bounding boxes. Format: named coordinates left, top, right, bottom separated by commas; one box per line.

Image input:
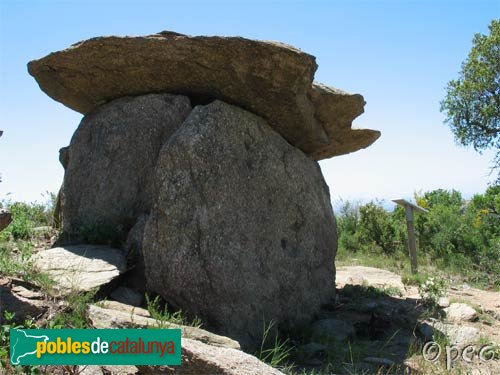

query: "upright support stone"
left=144, top=101, right=337, bottom=349
left=60, top=94, right=192, bottom=236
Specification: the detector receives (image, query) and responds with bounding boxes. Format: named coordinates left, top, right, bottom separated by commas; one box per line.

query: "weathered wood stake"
left=392, top=199, right=428, bottom=274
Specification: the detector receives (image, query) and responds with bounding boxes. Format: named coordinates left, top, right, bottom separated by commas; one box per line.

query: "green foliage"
left=257, top=320, right=293, bottom=371
left=337, top=200, right=364, bottom=253
left=440, top=20, right=500, bottom=180
left=418, top=276, right=447, bottom=306
left=402, top=272, right=430, bottom=286
left=0, top=241, right=55, bottom=293
left=0, top=240, right=35, bottom=278
left=337, top=200, right=406, bottom=254
left=469, top=185, right=500, bottom=238
left=1, top=311, right=40, bottom=374
left=76, top=219, right=124, bottom=247
left=358, top=202, right=397, bottom=254
left=3, top=202, right=35, bottom=240
left=418, top=189, right=463, bottom=209
left=0, top=194, right=56, bottom=240
left=50, top=290, right=96, bottom=329
left=337, top=187, right=500, bottom=289
left=145, top=294, right=201, bottom=328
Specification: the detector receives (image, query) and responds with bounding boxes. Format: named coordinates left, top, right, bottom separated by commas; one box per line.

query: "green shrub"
left=3, top=202, right=36, bottom=239
left=145, top=294, right=201, bottom=328
left=418, top=276, right=447, bottom=306
left=257, top=320, right=293, bottom=371
left=337, top=200, right=366, bottom=253
left=1, top=311, right=40, bottom=374
left=336, top=200, right=394, bottom=257
left=50, top=290, right=96, bottom=329
left=0, top=195, right=55, bottom=240
left=358, top=202, right=394, bottom=253
left=336, top=186, right=499, bottom=289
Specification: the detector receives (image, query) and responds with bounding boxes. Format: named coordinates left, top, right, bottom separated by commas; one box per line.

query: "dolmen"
left=28, top=31, right=380, bottom=349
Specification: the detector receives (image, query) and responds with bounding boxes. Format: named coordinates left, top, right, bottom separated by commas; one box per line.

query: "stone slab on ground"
left=80, top=339, right=285, bottom=375
left=419, top=319, right=480, bottom=347
left=449, top=287, right=500, bottom=316
left=438, top=296, right=450, bottom=308
left=444, top=303, right=478, bottom=323
left=87, top=303, right=240, bottom=349
left=336, top=266, right=405, bottom=291
left=0, top=278, right=52, bottom=323
left=138, top=338, right=285, bottom=375
left=32, top=245, right=126, bottom=295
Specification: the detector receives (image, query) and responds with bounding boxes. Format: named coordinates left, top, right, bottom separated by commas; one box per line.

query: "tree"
left=418, top=189, right=463, bottom=209
left=440, top=20, right=500, bottom=180
left=0, top=130, right=3, bottom=183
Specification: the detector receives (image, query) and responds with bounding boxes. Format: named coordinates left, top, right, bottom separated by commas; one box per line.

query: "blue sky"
left=0, top=0, right=498, bottom=208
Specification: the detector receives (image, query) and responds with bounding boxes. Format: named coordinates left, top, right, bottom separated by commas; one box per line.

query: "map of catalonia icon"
left=10, top=329, right=50, bottom=365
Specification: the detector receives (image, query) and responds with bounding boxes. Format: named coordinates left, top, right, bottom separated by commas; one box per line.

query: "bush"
left=337, top=200, right=406, bottom=255
left=336, top=187, right=500, bottom=289
left=0, top=193, right=56, bottom=241
left=4, top=202, right=36, bottom=239
left=418, top=276, right=447, bottom=306
left=337, top=200, right=363, bottom=253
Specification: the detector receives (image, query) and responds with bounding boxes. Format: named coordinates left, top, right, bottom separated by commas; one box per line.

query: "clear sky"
left=0, top=0, right=498, bottom=208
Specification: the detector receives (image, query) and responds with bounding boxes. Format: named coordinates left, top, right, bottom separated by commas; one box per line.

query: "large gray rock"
left=143, top=100, right=337, bottom=349
left=311, top=318, right=356, bottom=342
left=28, top=31, right=380, bottom=160
left=0, top=209, right=12, bottom=231
left=444, top=303, right=478, bottom=322
left=419, top=319, right=481, bottom=347
left=61, top=93, right=191, bottom=236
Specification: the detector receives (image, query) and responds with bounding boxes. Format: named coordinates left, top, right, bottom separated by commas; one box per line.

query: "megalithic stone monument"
left=28, top=31, right=381, bottom=349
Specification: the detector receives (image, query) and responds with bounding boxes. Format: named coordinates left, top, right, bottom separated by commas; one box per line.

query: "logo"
left=10, top=329, right=181, bottom=365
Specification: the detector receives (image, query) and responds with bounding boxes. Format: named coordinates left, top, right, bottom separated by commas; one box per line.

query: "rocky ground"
left=301, top=266, right=500, bottom=374
left=1, top=233, right=499, bottom=374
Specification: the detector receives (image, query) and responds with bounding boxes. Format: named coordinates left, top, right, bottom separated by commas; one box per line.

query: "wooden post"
left=404, top=206, right=418, bottom=274
left=392, top=199, right=428, bottom=275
